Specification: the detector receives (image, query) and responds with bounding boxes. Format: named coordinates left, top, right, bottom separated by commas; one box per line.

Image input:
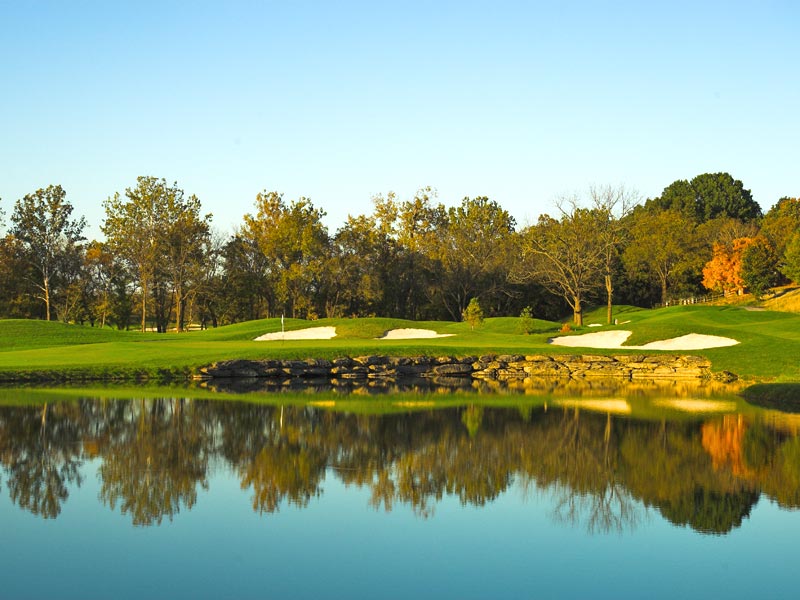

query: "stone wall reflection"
left=2, top=396, right=799, bottom=533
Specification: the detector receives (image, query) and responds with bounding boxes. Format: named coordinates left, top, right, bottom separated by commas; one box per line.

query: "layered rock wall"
left=198, top=353, right=728, bottom=382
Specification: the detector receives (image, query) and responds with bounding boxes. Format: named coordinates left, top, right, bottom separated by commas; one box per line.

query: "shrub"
left=517, top=306, right=535, bottom=334
left=462, top=298, right=484, bottom=330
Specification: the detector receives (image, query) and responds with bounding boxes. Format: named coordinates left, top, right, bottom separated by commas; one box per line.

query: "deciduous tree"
left=761, top=197, right=800, bottom=257
left=0, top=234, right=37, bottom=317
left=691, top=172, right=761, bottom=223
left=741, top=237, right=780, bottom=300
left=650, top=173, right=761, bottom=223
left=103, top=177, right=170, bottom=332
left=103, top=177, right=210, bottom=332
left=328, top=214, right=386, bottom=317
left=697, top=217, right=759, bottom=251
left=513, top=201, right=605, bottom=326
left=394, top=188, right=446, bottom=319
left=83, top=241, right=114, bottom=328
left=590, top=185, right=638, bottom=324
left=623, top=209, right=701, bottom=305
left=436, top=196, right=516, bottom=320
left=702, top=238, right=754, bottom=295
left=241, top=191, right=330, bottom=318
left=218, top=234, right=272, bottom=323
left=10, top=185, right=87, bottom=321
left=367, top=188, right=445, bottom=319
left=781, top=232, right=800, bottom=284
left=650, top=179, right=696, bottom=218
left=161, top=192, right=211, bottom=331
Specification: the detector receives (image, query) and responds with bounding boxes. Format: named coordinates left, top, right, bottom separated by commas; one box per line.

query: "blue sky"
left=1, top=0, right=798, bottom=238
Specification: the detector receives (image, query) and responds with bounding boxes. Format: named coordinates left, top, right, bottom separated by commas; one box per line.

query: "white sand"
left=379, top=328, right=455, bottom=340
left=638, top=333, right=738, bottom=350
left=549, top=329, right=738, bottom=350
left=254, top=326, right=455, bottom=341
left=254, top=326, right=337, bottom=341
left=549, top=330, right=633, bottom=348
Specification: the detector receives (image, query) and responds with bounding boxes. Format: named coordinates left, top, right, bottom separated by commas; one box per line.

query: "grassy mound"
left=0, top=319, right=141, bottom=350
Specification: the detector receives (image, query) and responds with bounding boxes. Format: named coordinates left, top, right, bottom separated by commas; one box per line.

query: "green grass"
left=0, top=319, right=142, bottom=350
left=616, top=305, right=800, bottom=381
left=2, top=305, right=800, bottom=382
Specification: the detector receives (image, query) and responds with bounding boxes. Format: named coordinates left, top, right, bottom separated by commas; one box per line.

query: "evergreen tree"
left=462, top=297, right=484, bottom=330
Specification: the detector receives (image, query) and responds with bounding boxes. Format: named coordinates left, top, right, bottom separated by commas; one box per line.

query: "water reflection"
left=1, top=392, right=799, bottom=535
left=202, top=375, right=744, bottom=397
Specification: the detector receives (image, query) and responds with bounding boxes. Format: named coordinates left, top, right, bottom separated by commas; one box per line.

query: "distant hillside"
left=763, top=287, right=800, bottom=313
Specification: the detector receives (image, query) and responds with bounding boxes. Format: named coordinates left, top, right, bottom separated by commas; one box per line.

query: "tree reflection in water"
left=97, top=398, right=209, bottom=526
left=1, top=396, right=800, bottom=534
left=0, top=403, right=84, bottom=518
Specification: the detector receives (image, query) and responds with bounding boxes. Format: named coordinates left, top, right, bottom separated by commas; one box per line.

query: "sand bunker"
left=379, top=328, right=455, bottom=340
left=254, top=326, right=337, bottom=341
left=549, top=329, right=738, bottom=350
left=637, top=333, right=739, bottom=350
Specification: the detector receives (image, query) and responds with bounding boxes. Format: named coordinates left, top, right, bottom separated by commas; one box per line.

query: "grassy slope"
left=616, top=305, right=800, bottom=381
left=2, top=305, right=800, bottom=381
left=0, top=319, right=142, bottom=349
left=764, top=287, right=800, bottom=313
left=0, top=316, right=560, bottom=378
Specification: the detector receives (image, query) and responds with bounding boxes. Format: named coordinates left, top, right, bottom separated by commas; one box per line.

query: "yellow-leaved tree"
left=702, top=237, right=754, bottom=294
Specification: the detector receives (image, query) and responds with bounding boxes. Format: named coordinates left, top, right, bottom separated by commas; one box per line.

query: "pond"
left=1, top=382, right=799, bottom=599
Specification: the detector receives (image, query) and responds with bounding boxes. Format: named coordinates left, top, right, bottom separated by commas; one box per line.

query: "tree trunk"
left=185, top=296, right=193, bottom=331
left=573, top=297, right=583, bottom=326
left=141, top=280, right=148, bottom=332
left=660, top=276, right=668, bottom=305
left=44, top=275, right=51, bottom=321
left=175, top=284, right=183, bottom=332
left=605, top=273, right=613, bottom=325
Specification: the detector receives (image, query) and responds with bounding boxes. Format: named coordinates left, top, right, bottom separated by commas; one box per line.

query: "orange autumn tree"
left=702, top=237, right=754, bottom=294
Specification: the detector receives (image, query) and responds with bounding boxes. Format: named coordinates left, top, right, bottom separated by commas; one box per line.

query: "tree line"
left=1, top=172, right=798, bottom=329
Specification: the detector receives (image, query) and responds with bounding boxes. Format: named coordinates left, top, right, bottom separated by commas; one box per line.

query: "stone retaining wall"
left=197, top=354, right=734, bottom=382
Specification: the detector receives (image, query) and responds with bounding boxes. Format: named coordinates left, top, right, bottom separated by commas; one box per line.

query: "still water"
left=1, top=383, right=799, bottom=599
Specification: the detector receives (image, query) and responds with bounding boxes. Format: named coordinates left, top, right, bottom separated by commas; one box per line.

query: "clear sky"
left=1, top=0, right=798, bottom=238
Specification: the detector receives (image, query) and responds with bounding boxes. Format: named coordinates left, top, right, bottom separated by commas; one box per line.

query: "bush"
left=517, top=306, right=535, bottom=334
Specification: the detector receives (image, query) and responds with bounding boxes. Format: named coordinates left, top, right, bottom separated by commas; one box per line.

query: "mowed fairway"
left=1, top=305, right=800, bottom=381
